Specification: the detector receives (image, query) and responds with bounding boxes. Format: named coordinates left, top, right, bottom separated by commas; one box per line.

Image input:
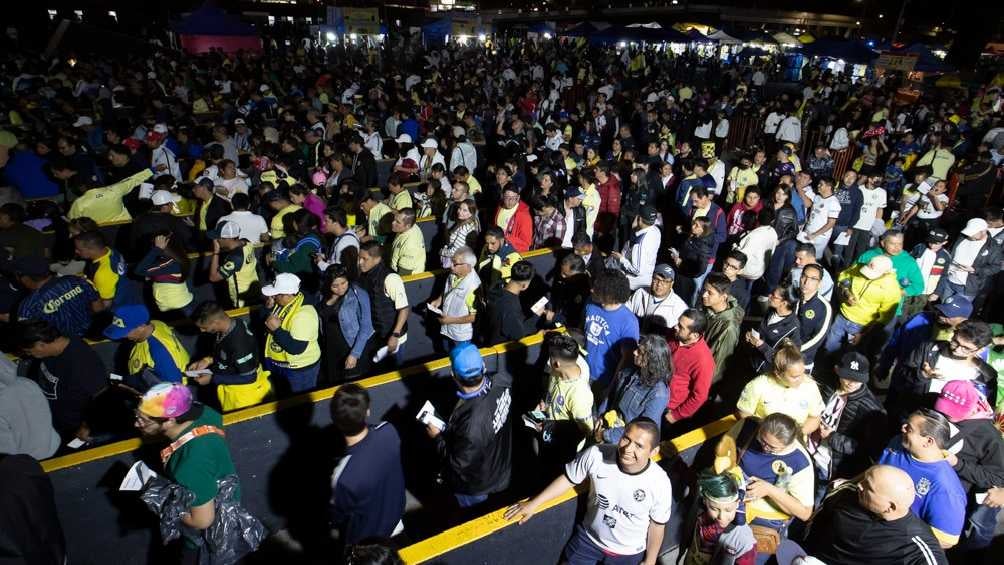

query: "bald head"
left=857, top=465, right=915, bottom=520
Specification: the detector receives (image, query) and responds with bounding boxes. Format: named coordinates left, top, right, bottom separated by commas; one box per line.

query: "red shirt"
left=667, top=337, right=714, bottom=421
left=495, top=200, right=533, bottom=252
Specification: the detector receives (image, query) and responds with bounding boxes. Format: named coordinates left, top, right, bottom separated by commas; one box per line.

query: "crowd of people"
left=1, top=29, right=1004, bottom=565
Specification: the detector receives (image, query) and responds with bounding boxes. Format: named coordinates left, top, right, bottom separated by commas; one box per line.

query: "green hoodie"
left=704, top=296, right=745, bottom=383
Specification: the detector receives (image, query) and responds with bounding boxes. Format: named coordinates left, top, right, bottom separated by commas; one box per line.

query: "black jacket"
left=772, top=204, right=799, bottom=242
left=946, top=418, right=1004, bottom=495
left=351, top=149, right=378, bottom=190
left=484, top=286, right=539, bottom=346
left=678, top=234, right=716, bottom=278
left=942, top=237, right=1002, bottom=298
left=194, top=196, right=232, bottom=243
left=818, top=383, right=887, bottom=478
left=435, top=372, right=513, bottom=496
left=751, top=311, right=801, bottom=372
left=804, top=485, right=947, bottom=565
left=549, top=273, right=590, bottom=329
left=889, top=340, right=997, bottom=422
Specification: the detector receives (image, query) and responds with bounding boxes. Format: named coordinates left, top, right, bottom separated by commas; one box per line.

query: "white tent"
left=772, top=32, right=801, bottom=47
left=708, top=29, right=741, bottom=44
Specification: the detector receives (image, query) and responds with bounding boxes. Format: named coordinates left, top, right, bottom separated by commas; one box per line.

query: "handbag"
left=750, top=524, right=781, bottom=555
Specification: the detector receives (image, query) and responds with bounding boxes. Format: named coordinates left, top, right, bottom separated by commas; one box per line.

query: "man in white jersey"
left=506, top=417, right=671, bottom=565
left=798, top=177, right=841, bottom=259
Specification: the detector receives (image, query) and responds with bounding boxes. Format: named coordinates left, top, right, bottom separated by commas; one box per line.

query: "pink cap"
left=934, top=380, right=989, bottom=422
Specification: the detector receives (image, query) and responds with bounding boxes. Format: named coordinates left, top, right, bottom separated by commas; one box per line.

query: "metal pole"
left=892, top=0, right=911, bottom=42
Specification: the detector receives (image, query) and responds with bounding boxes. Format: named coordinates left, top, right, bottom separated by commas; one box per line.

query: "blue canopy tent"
left=528, top=22, right=556, bottom=35
left=875, top=43, right=955, bottom=73
left=801, top=38, right=879, bottom=64
left=422, top=18, right=452, bottom=46
left=172, top=2, right=261, bottom=54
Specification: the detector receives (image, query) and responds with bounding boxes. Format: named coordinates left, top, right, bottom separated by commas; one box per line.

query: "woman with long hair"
left=594, top=334, right=672, bottom=443
left=317, top=264, right=374, bottom=384
left=440, top=198, right=480, bottom=268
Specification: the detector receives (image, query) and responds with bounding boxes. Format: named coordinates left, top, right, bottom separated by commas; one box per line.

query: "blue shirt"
left=1, top=151, right=59, bottom=198
left=18, top=276, right=99, bottom=337
left=330, top=422, right=406, bottom=544
left=878, top=440, right=966, bottom=543
left=584, top=303, right=640, bottom=388
left=148, top=336, right=184, bottom=383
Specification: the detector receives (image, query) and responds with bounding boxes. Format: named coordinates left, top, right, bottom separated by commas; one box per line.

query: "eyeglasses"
left=724, top=262, right=742, bottom=270
left=801, top=275, right=822, bottom=282
left=950, top=337, right=980, bottom=354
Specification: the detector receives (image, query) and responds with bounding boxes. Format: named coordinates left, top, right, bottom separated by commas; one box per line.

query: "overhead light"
left=349, top=33, right=358, bottom=40
left=108, top=11, right=117, bottom=21
left=325, top=31, right=336, bottom=41
left=672, top=0, right=679, bottom=4
left=478, top=33, right=486, bottom=42
left=543, top=32, right=552, bottom=39
left=47, top=9, right=57, bottom=20
left=856, top=21, right=861, bottom=26
left=617, top=41, right=626, bottom=48
left=879, top=14, right=885, bottom=18
left=74, top=10, right=84, bottom=20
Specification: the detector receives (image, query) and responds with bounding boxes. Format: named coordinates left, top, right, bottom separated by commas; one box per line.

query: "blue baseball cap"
left=936, top=295, right=973, bottom=319
left=450, top=342, right=484, bottom=381
left=104, top=304, right=151, bottom=340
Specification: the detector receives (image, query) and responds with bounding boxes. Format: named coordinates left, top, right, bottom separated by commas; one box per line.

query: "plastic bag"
left=140, top=474, right=266, bottom=565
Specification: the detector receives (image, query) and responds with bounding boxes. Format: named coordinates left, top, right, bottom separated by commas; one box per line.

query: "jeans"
left=690, top=262, right=714, bottom=306
left=764, top=239, right=797, bottom=289
left=454, top=493, right=488, bottom=508
left=958, top=503, right=1001, bottom=551
left=824, top=314, right=864, bottom=355
left=563, top=525, right=645, bottom=565
left=267, top=361, right=320, bottom=395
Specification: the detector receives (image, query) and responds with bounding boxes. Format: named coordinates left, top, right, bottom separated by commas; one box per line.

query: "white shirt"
left=218, top=210, right=268, bottom=243
left=619, top=225, right=662, bottom=290
left=714, top=119, right=730, bottom=139
left=948, top=238, right=985, bottom=285
left=694, top=120, right=713, bottom=139
left=776, top=116, right=802, bottom=144
left=764, top=112, right=783, bottom=134
left=449, top=141, right=478, bottom=173
left=627, top=288, right=688, bottom=329
left=853, top=186, right=887, bottom=230
left=907, top=192, right=949, bottom=220
left=736, top=225, right=779, bottom=280
left=829, top=127, right=849, bottom=151
left=707, top=160, right=726, bottom=197
left=363, top=131, right=383, bottom=157
left=752, top=71, right=766, bottom=86
left=565, top=444, right=672, bottom=556
left=802, top=194, right=841, bottom=241
left=218, top=176, right=249, bottom=200
left=151, top=145, right=181, bottom=181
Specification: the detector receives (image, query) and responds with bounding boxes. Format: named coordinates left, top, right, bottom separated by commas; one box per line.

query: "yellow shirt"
left=152, top=280, right=193, bottom=313
left=68, top=169, right=153, bottom=223
left=390, top=225, right=426, bottom=274
left=582, top=184, right=600, bottom=235
left=495, top=204, right=518, bottom=231
left=270, top=204, right=302, bottom=239
left=389, top=189, right=414, bottom=211
left=265, top=295, right=321, bottom=368
left=367, top=202, right=393, bottom=241
left=736, top=374, right=824, bottom=426
left=544, top=361, right=594, bottom=434
left=466, top=176, right=483, bottom=195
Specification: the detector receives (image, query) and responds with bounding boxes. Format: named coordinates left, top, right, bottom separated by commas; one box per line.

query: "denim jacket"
left=597, top=367, right=669, bottom=443
left=322, top=284, right=375, bottom=359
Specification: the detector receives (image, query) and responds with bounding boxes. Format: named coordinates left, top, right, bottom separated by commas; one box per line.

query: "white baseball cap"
left=262, top=273, right=301, bottom=297
left=259, top=84, right=271, bottom=93
left=961, top=218, right=989, bottom=237
left=395, top=133, right=413, bottom=144
left=420, top=138, right=438, bottom=149
left=72, top=116, right=94, bottom=127
left=207, top=221, right=241, bottom=240
left=859, top=254, right=894, bottom=280
left=153, top=123, right=169, bottom=134
left=150, top=190, right=182, bottom=207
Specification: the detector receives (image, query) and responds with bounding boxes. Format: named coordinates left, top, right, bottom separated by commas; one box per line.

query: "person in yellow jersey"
left=134, top=233, right=194, bottom=316
left=188, top=302, right=272, bottom=412
left=262, top=273, right=321, bottom=395
left=389, top=208, right=426, bottom=275
left=74, top=230, right=142, bottom=309
left=103, top=304, right=190, bottom=391
left=67, top=168, right=153, bottom=223
left=356, top=192, right=393, bottom=244
left=386, top=175, right=414, bottom=212
left=208, top=221, right=260, bottom=308
left=265, top=189, right=301, bottom=242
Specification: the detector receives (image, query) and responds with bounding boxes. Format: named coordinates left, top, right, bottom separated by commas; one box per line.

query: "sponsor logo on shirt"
left=42, top=284, right=85, bottom=314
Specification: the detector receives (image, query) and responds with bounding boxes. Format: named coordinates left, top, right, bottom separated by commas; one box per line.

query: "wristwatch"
left=391, top=331, right=403, bottom=338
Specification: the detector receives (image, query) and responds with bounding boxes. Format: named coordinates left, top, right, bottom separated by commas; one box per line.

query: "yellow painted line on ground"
left=40, top=333, right=545, bottom=472
left=400, top=414, right=737, bottom=564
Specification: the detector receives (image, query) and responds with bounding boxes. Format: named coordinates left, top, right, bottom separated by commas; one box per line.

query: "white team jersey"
left=565, top=444, right=672, bottom=556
